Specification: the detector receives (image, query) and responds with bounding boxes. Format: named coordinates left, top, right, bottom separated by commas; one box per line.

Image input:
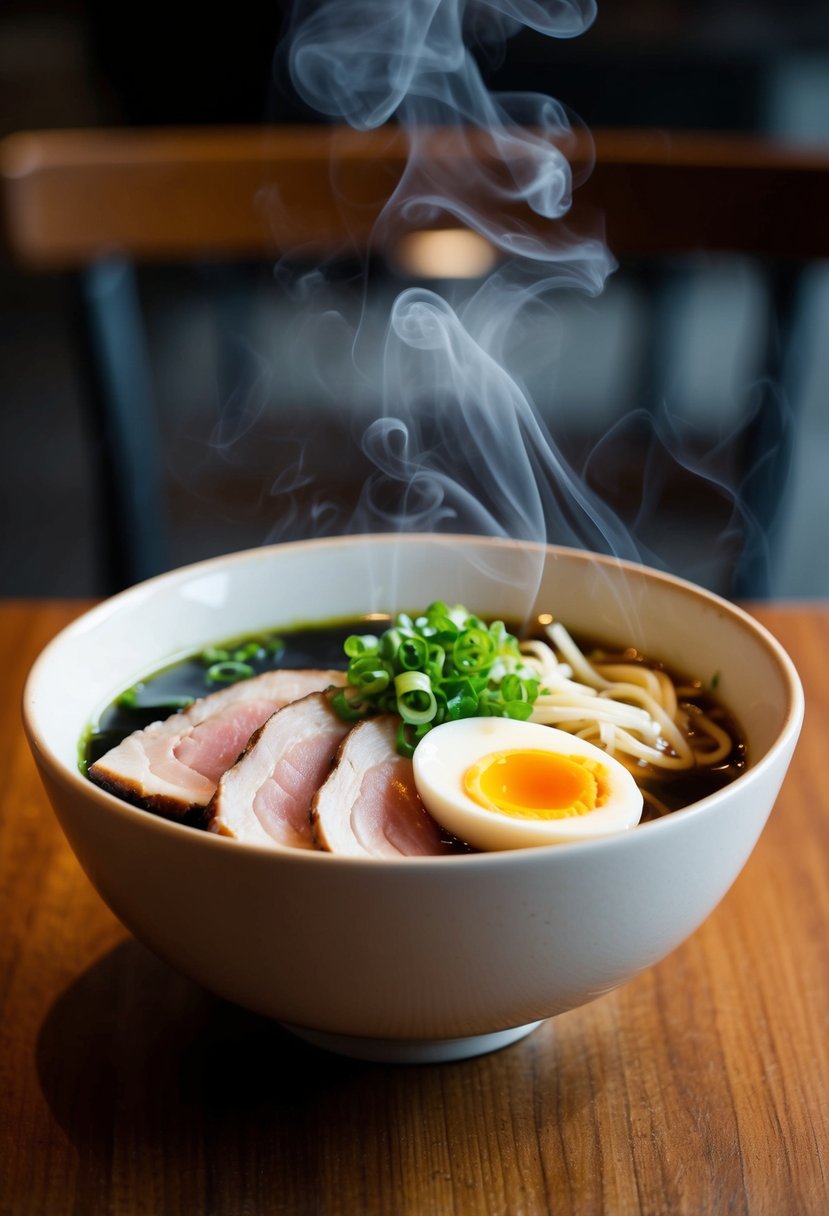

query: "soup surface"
left=84, top=615, right=747, bottom=823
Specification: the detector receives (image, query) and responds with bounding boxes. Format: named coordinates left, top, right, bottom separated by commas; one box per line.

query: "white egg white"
left=412, top=718, right=644, bottom=851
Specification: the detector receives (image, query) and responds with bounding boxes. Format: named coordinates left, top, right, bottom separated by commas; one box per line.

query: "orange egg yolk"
left=464, top=749, right=610, bottom=820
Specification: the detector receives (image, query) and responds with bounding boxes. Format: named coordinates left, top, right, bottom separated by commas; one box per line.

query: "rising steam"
left=274, top=0, right=643, bottom=584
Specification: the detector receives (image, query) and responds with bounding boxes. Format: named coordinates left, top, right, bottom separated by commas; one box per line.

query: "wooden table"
left=2, top=600, right=827, bottom=1215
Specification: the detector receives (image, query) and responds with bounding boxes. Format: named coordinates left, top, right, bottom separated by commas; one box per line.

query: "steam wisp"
left=279, top=0, right=638, bottom=574
left=208, top=0, right=782, bottom=603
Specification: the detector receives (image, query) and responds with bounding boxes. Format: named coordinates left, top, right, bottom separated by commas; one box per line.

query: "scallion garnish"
left=205, top=660, right=256, bottom=685
left=331, top=601, right=541, bottom=753
left=116, top=684, right=194, bottom=712
left=197, top=632, right=285, bottom=686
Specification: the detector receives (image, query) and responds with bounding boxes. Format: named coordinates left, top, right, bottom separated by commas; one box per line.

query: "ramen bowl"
left=23, top=535, right=803, bottom=1063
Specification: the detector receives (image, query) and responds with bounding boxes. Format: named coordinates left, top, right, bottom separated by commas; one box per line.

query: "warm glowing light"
left=393, top=229, right=500, bottom=280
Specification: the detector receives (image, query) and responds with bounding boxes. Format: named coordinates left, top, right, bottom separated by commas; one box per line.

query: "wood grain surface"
left=1, top=600, right=827, bottom=1216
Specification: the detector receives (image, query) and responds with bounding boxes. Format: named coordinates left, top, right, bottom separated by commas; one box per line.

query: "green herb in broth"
left=82, top=618, right=383, bottom=772
left=115, top=631, right=288, bottom=713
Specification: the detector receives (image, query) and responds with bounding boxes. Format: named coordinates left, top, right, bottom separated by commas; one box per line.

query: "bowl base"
left=282, top=1019, right=545, bottom=1063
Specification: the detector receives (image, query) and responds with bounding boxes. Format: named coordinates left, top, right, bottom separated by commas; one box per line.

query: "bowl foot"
left=282, top=1019, right=545, bottom=1063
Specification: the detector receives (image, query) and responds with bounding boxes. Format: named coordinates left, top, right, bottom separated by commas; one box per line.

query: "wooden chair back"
left=4, top=125, right=829, bottom=266
left=3, top=125, right=827, bottom=590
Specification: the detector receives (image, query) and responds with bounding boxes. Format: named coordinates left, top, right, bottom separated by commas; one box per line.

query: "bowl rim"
left=22, top=534, right=805, bottom=868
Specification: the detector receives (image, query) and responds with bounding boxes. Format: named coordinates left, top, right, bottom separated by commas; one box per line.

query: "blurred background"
left=1, top=0, right=828, bottom=599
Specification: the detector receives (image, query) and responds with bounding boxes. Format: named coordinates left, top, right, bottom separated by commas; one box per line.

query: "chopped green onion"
left=396, top=720, right=417, bottom=759
left=334, top=601, right=540, bottom=754
left=452, top=627, right=495, bottom=673
left=116, top=683, right=193, bottom=711
left=500, top=673, right=539, bottom=704
left=201, top=646, right=230, bottom=664
left=446, top=685, right=480, bottom=720
left=116, top=685, right=140, bottom=709
left=205, top=660, right=256, bottom=685
left=344, top=635, right=380, bottom=659
left=330, top=688, right=371, bottom=721
left=380, top=627, right=405, bottom=660
left=394, top=670, right=437, bottom=725
left=232, top=641, right=262, bottom=663
left=200, top=632, right=284, bottom=671
left=398, top=635, right=429, bottom=671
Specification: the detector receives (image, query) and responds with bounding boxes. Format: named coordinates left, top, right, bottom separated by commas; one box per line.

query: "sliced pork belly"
left=206, top=692, right=352, bottom=848
left=89, top=668, right=346, bottom=819
left=311, top=715, right=457, bottom=858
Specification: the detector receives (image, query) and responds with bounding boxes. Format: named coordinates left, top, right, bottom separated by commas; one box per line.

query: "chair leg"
left=72, top=259, right=168, bottom=590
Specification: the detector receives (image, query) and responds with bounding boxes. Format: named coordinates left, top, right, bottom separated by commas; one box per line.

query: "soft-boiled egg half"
left=412, top=718, right=643, bottom=850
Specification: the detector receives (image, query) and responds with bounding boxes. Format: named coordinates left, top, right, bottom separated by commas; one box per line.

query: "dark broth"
left=85, top=618, right=381, bottom=769
left=574, top=640, right=748, bottom=820
left=84, top=615, right=747, bottom=821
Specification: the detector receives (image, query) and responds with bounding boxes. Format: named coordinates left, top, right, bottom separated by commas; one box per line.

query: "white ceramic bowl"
left=23, top=535, right=803, bottom=1063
